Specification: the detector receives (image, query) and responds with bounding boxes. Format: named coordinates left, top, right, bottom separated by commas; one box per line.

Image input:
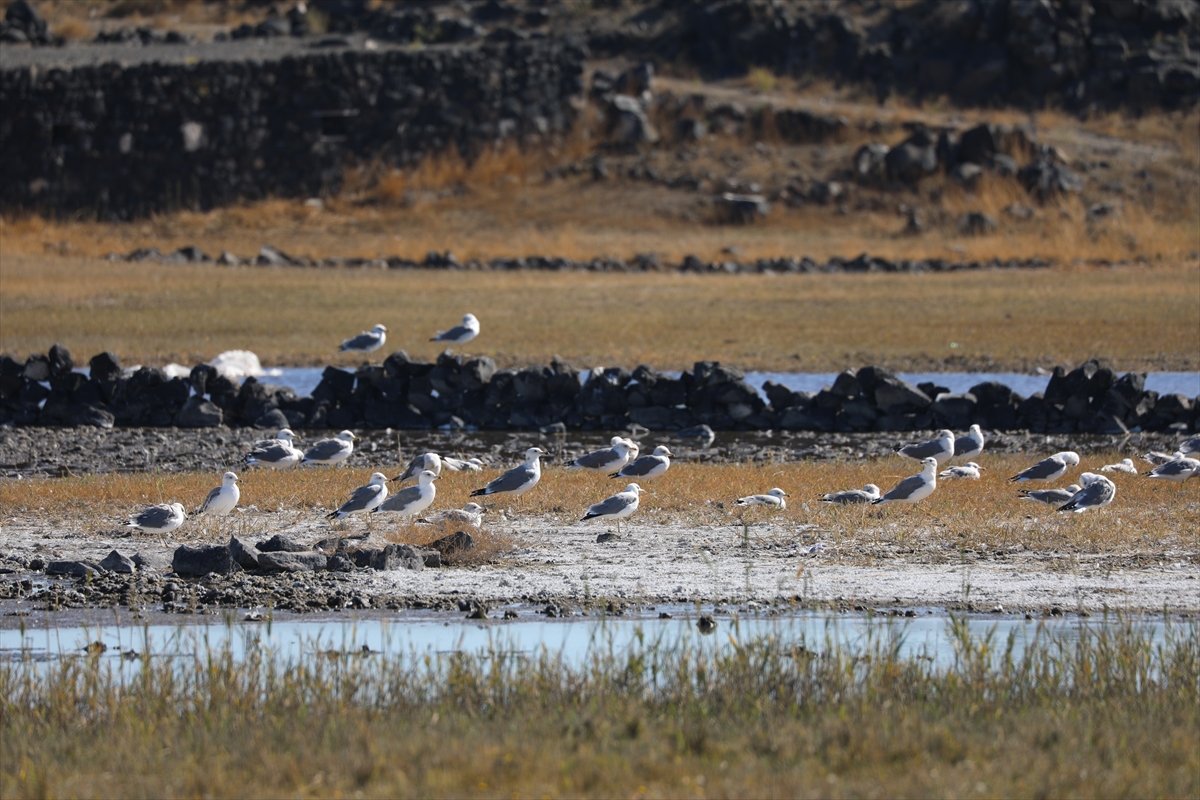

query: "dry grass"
left=1, top=251, right=1196, bottom=372
left=4, top=455, right=1197, bottom=561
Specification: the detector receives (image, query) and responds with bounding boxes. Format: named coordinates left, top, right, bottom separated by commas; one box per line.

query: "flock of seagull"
left=337, top=314, right=481, bottom=356
left=123, top=422, right=1200, bottom=538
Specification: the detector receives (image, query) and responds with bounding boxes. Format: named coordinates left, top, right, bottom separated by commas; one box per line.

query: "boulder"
left=228, top=536, right=260, bottom=570
left=714, top=193, right=770, bottom=224
left=172, top=544, right=237, bottom=577
left=428, top=530, right=476, bottom=558
left=98, top=550, right=136, bottom=574
left=257, top=551, right=327, bottom=572
left=874, top=375, right=932, bottom=413
left=256, top=534, right=308, bottom=553
left=45, top=560, right=103, bottom=577
left=174, top=396, right=224, bottom=427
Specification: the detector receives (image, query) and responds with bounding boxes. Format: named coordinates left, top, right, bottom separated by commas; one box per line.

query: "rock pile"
left=2, top=346, right=1195, bottom=435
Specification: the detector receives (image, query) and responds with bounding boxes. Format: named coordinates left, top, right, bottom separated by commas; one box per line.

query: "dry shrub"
left=51, top=17, right=94, bottom=41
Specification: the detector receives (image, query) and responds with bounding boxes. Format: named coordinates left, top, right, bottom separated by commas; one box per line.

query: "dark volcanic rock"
left=98, top=550, right=136, bottom=574
left=172, top=544, right=237, bottom=577
left=256, top=534, right=308, bottom=553
left=257, top=551, right=327, bottom=573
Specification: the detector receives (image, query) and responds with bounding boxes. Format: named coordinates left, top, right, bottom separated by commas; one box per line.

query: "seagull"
left=197, top=472, right=240, bottom=515
left=246, top=429, right=304, bottom=469
left=1141, top=450, right=1184, bottom=466
left=1179, top=437, right=1200, bottom=456
left=873, top=457, right=938, bottom=505
left=1058, top=473, right=1116, bottom=513
left=1143, top=457, right=1200, bottom=482
left=302, top=430, right=358, bottom=466
left=1008, top=451, right=1080, bottom=483
left=1019, top=484, right=1082, bottom=506
left=394, top=452, right=442, bottom=483
left=1099, top=458, right=1138, bottom=474
left=374, top=469, right=438, bottom=518
left=126, top=503, right=187, bottom=536
left=939, top=462, right=983, bottom=480
left=430, top=313, right=480, bottom=345
left=327, top=472, right=389, bottom=519
left=735, top=488, right=787, bottom=509
left=442, top=456, right=484, bottom=472
left=428, top=502, right=485, bottom=527
left=611, top=445, right=673, bottom=480
left=581, top=483, right=644, bottom=534
left=895, top=429, right=956, bottom=466
left=953, top=424, right=986, bottom=460
left=565, top=437, right=634, bottom=472
left=339, top=324, right=387, bottom=354
left=471, top=447, right=546, bottom=499
left=817, top=484, right=881, bottom=505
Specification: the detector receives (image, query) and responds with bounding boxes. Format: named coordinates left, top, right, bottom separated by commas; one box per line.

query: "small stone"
left=255, top=534, right=308, bottom=553
left=597, top=532, right=620, bottom=543
left=228, top=535, right=260, bottom=570
left=99, top=550, right=135, bottom=574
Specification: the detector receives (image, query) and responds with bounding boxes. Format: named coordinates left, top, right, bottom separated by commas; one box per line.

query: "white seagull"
left=198, top=471, right=240, bottom=515
left=735, top=488, right=788, bottom=509
left=1179, top=437, right=1200, bottom=456
left=126, top=503, right=187, bottom=536
left=939, top=462, right=983, bottom=480
left=1099, top=458, right=1138, bottom=474
left=1057, top=473, right=1116, bottom=513
left=953, top=424, right=986, bottom=460
left=394, top=452, right=442, bottom=483
left=873, top=457, right=938, bottom=505
left=1143, top=457, right=1200, bottom=482
left=328, top=472, right=389, bottom=519
left=339, top=324, right=387, bottom=354
left=429, top=502, right=485, bottom=527
left=302, top=430, right=358, bottom=466
left=565, top=437, right=634, bottom=472
left=442, top=456, right=484, bottom=472
left=246, top=429, right=304, bottom=469
left=471, top=447, right=546, bottom=499
left=1008, top=451, right=1080, bottom=483
left=1141, top=450, right=1184, bottom=466
left=611, top=445, right=673, bottom=480
left=581, top=483, right=644, bottom=534
left=1019, top=484, right=1082, bottom=506
left=895, top=429, right=956, bottom=466
left=374, top=469, right=438, bottom=519
left=430, top=313, right=480, bottom=345
left=818, top=484, right=881, bottom=505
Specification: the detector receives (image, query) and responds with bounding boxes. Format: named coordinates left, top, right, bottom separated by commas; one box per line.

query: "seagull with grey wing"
left=939, top=462, right=983, bottom=480
left=340, top=324, right=387, bottom=354
left=328, top=472, right=389, bottom=520
left=611, top=445, right=673, bottom=480
left=1019, top=484, right=1082, bottom=506
left=428, top=502, right=485, bottom=527
left=1099, top=458, right=1138, bottom=474
left=197, top=472, right=240, bottom=516
left=582, top=483, right=644, bottom=534
left=126, top=502, right=187, bottom=540
left=818, top=484, right=881, bottom=505
left=1008, top=451, right=1080, bottom=483
left=895, top=429, right=956, bottom=466
left=1179, top=437, right=1200, bottom=457
left=430, top=313, right=480, bottom=345
left=442, top=456, right=483, bottom=472
left=374, top=469, right=438, bottom=519
left=302, top=430, right=358, bottom=466
left=1057, top=473, right=1116, bottom=513
left=736, top=488, right=787, bottom=509
left=1143, top=457, right=1200, bottom=482
left=395, top=452, right=442, bottom=483
left=873, top=457, right=938, bottom=505
left=953, top=424, right=986, bottom=461
left=566, top=437, right=635, bottom=472
left=246, top=429, right=304, bottom=469
left=1140, top=450, right=1183, bottom=466
left=471, top=447, right=546, bottom=500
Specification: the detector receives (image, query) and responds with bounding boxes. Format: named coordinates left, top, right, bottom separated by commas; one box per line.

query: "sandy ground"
left=3, top=509, right=1197, bottom=616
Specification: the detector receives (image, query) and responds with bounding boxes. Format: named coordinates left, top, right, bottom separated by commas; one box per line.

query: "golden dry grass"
left=4, top=456, right=1196, bottom=561
left=1, top=251, right=1196, bottom=372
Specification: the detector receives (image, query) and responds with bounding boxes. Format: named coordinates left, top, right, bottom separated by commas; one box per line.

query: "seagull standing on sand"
left=1058, top=473, right=1116, bottom=513
left=940, top=462, right=983, bottom=480
left=328, top=472, right=389, bottom=519
left=581, top=483, right=644, bottom=534
left=198, top=472, right=240, bottom=515
left=953, top=425, right=986, bottom=461
left=873, top=457, right=938, bottom=505
left=395, top=452, right=442, bottom=483
left=339, top=324, right=388, bottom=354
left=1019, top=484, right=1082, bottom=506
left=565, top=437, right=634, bottom=472
left=818, top=484, right=881, bottom=505
left=735, top=488, right=788, bottom=509
left=471, top=447, right=546, bottom=500
left=1143, top=457, right=1200, bottom=482
left=1099, top=458, right=1138, bottom=474
left=374, top=469, right=439, bottom=519
left=126, top=503, right=187, bottom=536
left=896, top=429, right=956, bottom=466
left=1008, top=451, right=1080, bottom=483
left=611, top=445, right=673, bottom=480
left=430, top=313, right=480, bottom=345
left=302, top=430, right=358, bottom=466
left=246, top=429, right=304, bottom=469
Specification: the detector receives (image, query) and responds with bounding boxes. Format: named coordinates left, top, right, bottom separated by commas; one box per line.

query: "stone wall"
left=0, top=37, right=585, bottom=218
left=3, top=346, right=1195, bottom=436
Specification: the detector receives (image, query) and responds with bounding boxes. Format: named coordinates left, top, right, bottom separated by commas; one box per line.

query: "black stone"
left=256, top=534, right=308, bottom=553
left=172, top=544, right=237, bottom=577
